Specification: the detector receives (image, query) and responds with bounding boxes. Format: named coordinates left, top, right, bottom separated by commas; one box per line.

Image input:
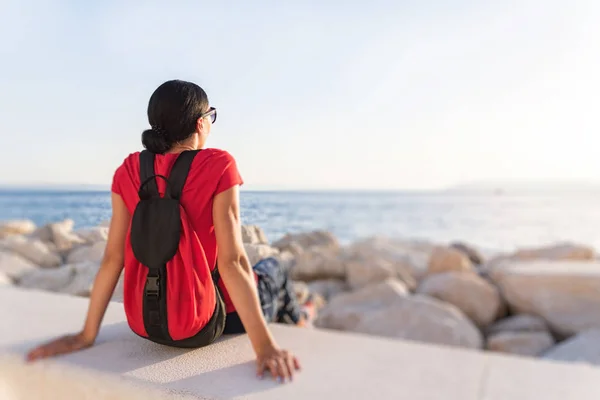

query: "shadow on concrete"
left=7, top=321, right=276, bottom=398
left=161, top=361, right=286, bottom=399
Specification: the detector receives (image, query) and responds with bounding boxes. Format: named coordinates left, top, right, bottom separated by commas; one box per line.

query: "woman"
left=26, top=79, right=309, bottom=383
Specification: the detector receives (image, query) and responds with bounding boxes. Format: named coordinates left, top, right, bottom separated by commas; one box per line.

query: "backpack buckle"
left=145, top=276, right=160, bottom=297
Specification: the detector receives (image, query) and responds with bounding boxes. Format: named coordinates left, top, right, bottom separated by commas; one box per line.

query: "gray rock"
left=487, top=331, right=555, bottom=356
left=450, top=242, right=484, bottom=265
left=417, top=272, right=503, bottom=328
left=0, top=220, right=36, bottom=238
left=486, top=315, right=549, bottom=336
left=0, top=251, right=38, bottom=280
left=0, top=236, right=61, bottom=268
left=543, top=329, right=600, bottom=366
left=316, top=279, right=483, bottom=349
left=489, top=260, right=600, bottom=336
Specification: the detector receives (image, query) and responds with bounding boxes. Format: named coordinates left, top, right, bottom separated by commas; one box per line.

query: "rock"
left=0, top=220, right=36, bottom=238
left=18, top=261, right=100, bottom=297
left=292, top=281, right=310, bottom=304
left=315, top=279, right=410, bottom=330
left=244, top=244, right=279, bottom=266
left=342, top=237, right=430, bottom=288
left=0, top=235, right=61, bottom=267
left=62, top=262, right=100, bottom=296
left=0, top=272, right=12, bottom=286
left=513, top=242, right=595, bottom=261
left=417, top=272, right=502, bottom=328
left=66, top=241, right=106, bottom=265
left=484, top=243, right=596, bottom=273
left=428, top=246, right=475, bottom=276
left=450, top=242, right=484, bottom=265
left=0, top=251, right=38, bottom=281
left=74, top=227, right=109, bottom=244
left=307, top=279, right=348, bottom=300
left=273, top=231, right=339, bottom=253
left=111, top=272, right=125, bottom=302
left=50, top=219, right=85, bottom=252
left=18, top=264, right=75, bottom=292
left=291, top=247, right=346, bottom=281
left=489, top=260, right=600, bottom=336
left=241, top=225, right=268, bottom=245
left=486, top=315, right=549, bottom=336
left=543, top=329, right=600, bottom=366
left=315, top=279, right=483, bottom=349
left=30, top=224, right=53, bottom=243
left=486, top=331, right=555, bottom=357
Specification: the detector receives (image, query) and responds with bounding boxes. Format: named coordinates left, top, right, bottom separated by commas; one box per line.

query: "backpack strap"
left=168, top=150, right=201, bottom=200
left=139, top=150, right=159, bottom=199
left=168, top=150, right=223, bottom=284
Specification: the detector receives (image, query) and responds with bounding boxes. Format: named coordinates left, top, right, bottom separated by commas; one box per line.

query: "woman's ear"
left=196, top=117, right=205, bottom=133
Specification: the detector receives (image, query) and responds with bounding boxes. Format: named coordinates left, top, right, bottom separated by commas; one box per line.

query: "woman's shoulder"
left=200, top=148, right=236, bottom=161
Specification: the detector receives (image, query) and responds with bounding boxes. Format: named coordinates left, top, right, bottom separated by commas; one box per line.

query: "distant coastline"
left=1, top=180, right=600, bottom=195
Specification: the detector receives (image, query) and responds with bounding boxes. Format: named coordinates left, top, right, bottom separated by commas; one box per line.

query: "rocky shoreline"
left=1, top=219, right=599, bottom=365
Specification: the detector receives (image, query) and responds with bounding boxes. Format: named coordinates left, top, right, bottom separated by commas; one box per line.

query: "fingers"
left=25, top=335, right=83, bottom=362
left=256, top=351, right=300, bottom=383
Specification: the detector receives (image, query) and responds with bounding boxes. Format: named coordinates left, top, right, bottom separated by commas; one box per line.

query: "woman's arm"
left=213, top=185, right=300, bottom=382
left=26, top=192, right=130, bottom=361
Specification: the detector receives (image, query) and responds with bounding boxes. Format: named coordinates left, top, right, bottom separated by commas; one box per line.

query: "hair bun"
left=141, top=128, right=171, bottom=154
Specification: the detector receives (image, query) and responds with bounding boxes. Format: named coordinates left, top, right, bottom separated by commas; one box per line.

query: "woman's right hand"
left=26, top=332, right=94, bottom=362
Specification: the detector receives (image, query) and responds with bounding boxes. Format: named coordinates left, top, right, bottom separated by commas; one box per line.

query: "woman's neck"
left=167, top=144, right=197, bottom=154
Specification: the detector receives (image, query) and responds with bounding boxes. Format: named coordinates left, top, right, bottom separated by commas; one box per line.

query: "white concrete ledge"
left=1, top=287, right=600, bottom=400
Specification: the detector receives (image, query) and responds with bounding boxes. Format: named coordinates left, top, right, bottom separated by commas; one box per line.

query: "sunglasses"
left=200, top=107, right=217, bottom=124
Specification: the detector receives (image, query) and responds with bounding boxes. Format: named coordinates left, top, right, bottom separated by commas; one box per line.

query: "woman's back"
left=111, top=148, right=243, bottom=312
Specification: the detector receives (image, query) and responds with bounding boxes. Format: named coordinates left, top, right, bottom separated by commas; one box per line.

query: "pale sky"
left=1, top=0, right=599, bottom=190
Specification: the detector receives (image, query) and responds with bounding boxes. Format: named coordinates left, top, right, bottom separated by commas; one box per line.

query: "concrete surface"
left=1, top=286, right=600, bottom=399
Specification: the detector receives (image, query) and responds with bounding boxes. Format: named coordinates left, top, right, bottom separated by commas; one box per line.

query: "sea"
left=1, top=189, right=599, bottom=254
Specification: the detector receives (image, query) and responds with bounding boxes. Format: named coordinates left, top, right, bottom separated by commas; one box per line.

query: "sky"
left=0, top=0, right=599, bottom=191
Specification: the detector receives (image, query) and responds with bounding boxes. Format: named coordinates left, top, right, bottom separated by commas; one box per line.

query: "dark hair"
left=141, top=80, right=209, bottom=154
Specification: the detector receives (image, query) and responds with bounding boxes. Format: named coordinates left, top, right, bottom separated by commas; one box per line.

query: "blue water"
left=1, top=189, right=599, bottom=253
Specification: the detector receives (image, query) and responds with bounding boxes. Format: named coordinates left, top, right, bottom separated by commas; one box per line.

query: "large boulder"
left=241, top=225, right=269, bottom=245
left=307, top=279, right=348, bottom=301
left=484, top=243, right=596, bottom=273
left=0, top=220, right=36, bottom=238
left=417, top=272, right=503, bottom=328
left=486, top=314, right=549, bottom=336
left=74, top=226, right=109, bottom=244
left=0, top=235, right=61, bottom=267
left=0, top=272, right=12, bottom=286
left=49, top=219, right=85, bottom=253
left=450, top=242, right=485, bottom=265
left=61, top=262, right=100, bottom=296
left=489, top=260, right=600, bottom=336
left=244, top=244, right=279, bottom=266
left=111, top=271, right=125, bottom=302
left=543, top=329, right=600, bottom=366
left=427, top=246, right=475, bottom=276
left=273, top=231, right=339, bottom=253
left=18, top=264, right=75, bottom=292
left=486, top=331, right=555, bottom=357
left=512, top=242, right=595, bottom=261
left=18, top=261, right=100, bottom=297
left=315, top=279, right=483, bottom=349
left=290, top=247, right=346, bottom=281
left=0, top=251, right=38, bottom=281
left=66, top=241, right=106, bottom=265
left=341, top=237, right=432, bottom=288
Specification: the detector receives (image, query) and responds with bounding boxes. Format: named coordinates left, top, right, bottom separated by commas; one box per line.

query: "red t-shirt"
left=111, top=148, right=244, bottom=313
